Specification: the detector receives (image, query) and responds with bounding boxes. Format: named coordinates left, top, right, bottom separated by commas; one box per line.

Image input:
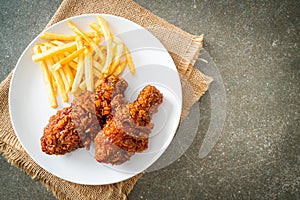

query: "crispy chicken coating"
left=41, top=76, right=127, bottom=155
left=41, top=76, right=163, bottom=166
left=94, top=85, right=163, bottom=165
left=94, top=76, right=128, bottom=127
left=41, top=106, right=83, bottom=155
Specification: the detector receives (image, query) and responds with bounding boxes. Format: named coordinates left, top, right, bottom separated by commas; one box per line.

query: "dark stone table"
left=0, top=0, right=299, bottom=199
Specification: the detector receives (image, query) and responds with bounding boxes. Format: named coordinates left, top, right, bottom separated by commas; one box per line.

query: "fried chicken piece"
left=70, top=91, right=101, bottom=150
left=94, top=131, right=134, bottom=165
left=41, top=106, right=83, bottom=155
left=128, top=85, right=164, bottom=126
left=40, top=91, right=101, bottom=154
left=41, top=76, right=127, bottom=155
left=94, top=85, right=163, bottom=165
left=94, top=75, right=128, bottom=127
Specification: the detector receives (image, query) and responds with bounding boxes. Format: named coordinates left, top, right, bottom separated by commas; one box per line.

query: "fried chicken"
left=41, top=106, right=84, bottom=155
left=94, top=75, right=128, bottom=127
left=94, top=85, right=163, bottom=165
left=41, top=76, right=127, bottom=155
left=40, top=76, right=163, bottom=166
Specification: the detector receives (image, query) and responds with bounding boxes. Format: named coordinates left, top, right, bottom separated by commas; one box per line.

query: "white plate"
left=9, top=14, right=182, bottom=185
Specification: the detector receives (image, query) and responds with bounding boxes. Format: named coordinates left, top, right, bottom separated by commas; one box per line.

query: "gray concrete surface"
left=0, top=0, right=299, bottom=199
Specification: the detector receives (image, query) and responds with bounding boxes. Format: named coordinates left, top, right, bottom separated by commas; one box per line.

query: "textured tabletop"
left=0, top=0, right=299, bottom=199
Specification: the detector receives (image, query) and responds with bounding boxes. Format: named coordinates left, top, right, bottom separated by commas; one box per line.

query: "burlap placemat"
left=0, top=0, right=212, bottom=199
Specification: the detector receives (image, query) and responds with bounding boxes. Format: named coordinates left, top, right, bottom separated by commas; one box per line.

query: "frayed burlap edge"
left=0, top=141, right=143, bottom=200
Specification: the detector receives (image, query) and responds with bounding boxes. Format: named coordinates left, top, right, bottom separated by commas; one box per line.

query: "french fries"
left=32, top=16, right=135, bottom=108
left=40, top=31, right=97, bottom=41
left=107, top=43, right=123, bottom=75
left=52, top=47, right=85, bottom=71
left=41, top=46, right=68, bottom=103
left=71, top=36, right=85, bottom=94
left=125, top=46, right=135, bottom=75
left=67, top=20, right=105, bottom=63
left=33, top=45, right=58, bottom=108
left=32, top=42, right=77, bottom=62
left=84, top=50, right=93, bottom=91
left=97, top=16, right=113, bottom=74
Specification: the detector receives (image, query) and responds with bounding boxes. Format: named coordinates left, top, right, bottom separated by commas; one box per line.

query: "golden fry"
left=41, top=41, right=56, bottom=48
left=89, top=22, right=115, bottom=38
left=42, top=46, right=68, bottom=102
left=71, top=37, right=85, bottom=94
left=51, top=75, right=57, bottom=96
left=93, top=59, right=103, bottom=71
left=58, top=69, right=70, bottom=98
left=33, top=45, right=57, bottom=108
left=54, top=54, right=70, bottom=96
left=93, top=66, right=102, bottom=77
left=68, top=61, right=78, bottom=70
left=89, top=22, right=103, bottom=36
left=92, top=36, right=101, bottom=45
left=84, top=50, right=94, bottom=91
left=97, top=16, right=113, bottom=73
left=47, top=42, right=82, bottom=65
left=63, top=65, right=74, bottom=92
left=41, top=32, right=98, bottom=41
left=32, top=42, right=76, bottom=62
left=107, top=43, right=123, bottom=75
left=41, top=43, right=78, bottom=67
left=67, top=20, right=105, bottom=62
left=124, top=46, right=135, bottom=75
left=52, top=47, right=85, bottom=71
left=40, top=32, right=76, bottom=41
left=93, top=46, right=106, bottom=65
left=50, top=40, right=65, bottom=46
left=113, top=60, right=127, bottom=76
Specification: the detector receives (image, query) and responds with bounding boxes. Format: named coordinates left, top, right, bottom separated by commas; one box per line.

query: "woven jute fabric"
left=0, top=0, right=212, bottom=199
